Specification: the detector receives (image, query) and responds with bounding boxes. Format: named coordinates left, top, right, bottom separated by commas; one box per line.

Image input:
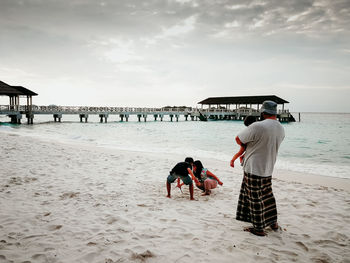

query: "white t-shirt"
left=237, top=119, right=285, bottom=177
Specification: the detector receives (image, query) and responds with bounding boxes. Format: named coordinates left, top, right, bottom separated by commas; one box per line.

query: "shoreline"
left=1, top=129, right=349, bottom=192
left=274, top=169, right=350, bottom=192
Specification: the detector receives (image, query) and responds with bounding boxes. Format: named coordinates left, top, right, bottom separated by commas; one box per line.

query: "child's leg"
left=203, top=179, right=218, bottom=195
left=166, top=174, right=177, bottom=198
left=166, top=182, right=171, bottom=198
left=189, top=183, right=194, bottom=200
left=176, top=178, right=184, bottom=188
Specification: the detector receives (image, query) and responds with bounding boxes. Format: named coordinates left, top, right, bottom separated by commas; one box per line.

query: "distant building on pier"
left=0, top=80, right=38, bottom=123
left=198, top=95, right=295, bottom=122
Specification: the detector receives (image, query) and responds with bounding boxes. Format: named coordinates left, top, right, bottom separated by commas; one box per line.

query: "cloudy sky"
left=0, top=0, right=349, bottom=112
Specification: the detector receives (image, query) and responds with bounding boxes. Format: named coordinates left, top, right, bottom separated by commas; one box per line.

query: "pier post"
left=175, top=115, right=179, bottom=122
left=143, top=114, right=147, bottom=122
left=159, top=114, right=163, bottom=121
left=9, top=114, right=22, bottom=124
left=26, top=113, right=34, bottom=124
left=154, top=114, right=158, bottom=121
left=184, top=114, right=189, bottom=121
left=191, top=115, right=195, bottom=121
left=125, top=114, right=129, bottom=122
left=79, top=114, right=88, bottom=123
left=298, top=113, right=301, bottom=122
left=99, top=113, right=108, bottom=123
left=170, top=114, right=173, bottom=122
left=137, top=114, right=142, bottom=122
left=120, top=114, right=124, bottom=122
left=53, top=113, right=62, bottom=123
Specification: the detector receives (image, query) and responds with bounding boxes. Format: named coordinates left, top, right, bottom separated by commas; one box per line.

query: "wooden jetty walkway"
left=0, top=81, right=295, bottom=124
left=0, top=104, right=294, bottom=124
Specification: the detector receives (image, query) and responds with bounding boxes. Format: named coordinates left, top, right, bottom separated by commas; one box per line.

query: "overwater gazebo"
left=198, top=95, right=289, bottom=112
left=198, top=95, right=294, bottom=122
left=0, top=80, right=38, bottom=123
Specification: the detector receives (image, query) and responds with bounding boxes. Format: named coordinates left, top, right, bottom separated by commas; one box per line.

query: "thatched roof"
left=198, top=95, right=288, bottom=105
left=11, top=86, right=38, bottom=96
left=0, top=81, right=38, bottom=96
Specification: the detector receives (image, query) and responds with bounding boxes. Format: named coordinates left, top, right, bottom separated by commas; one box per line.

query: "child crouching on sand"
left=167, top=157, right=195, bottom=200
left=192, top=160, right=223, bottom=195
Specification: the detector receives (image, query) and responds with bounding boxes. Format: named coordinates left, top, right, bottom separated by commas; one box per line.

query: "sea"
left=1, top=112, right=350, bottom=179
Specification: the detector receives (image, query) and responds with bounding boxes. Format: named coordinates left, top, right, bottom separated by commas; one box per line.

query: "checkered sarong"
left=236, top=172, right=277, bottom=231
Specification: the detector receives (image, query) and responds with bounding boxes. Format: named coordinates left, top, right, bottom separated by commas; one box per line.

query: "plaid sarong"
left=236, top=172, right=277, bottom=231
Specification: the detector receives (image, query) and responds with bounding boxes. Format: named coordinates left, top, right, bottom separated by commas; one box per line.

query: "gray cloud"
left=0, top=0, right=349, bottom=111
left=1, top=0, right=349, bottom=38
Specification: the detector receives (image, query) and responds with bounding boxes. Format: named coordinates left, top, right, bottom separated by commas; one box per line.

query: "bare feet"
left=243, top=227, right=266, bottom=236
left=271, top=223, right=279, bottom=231
left=166, top=195, right=171, bottom=198
left=201, top=190, right=211, bottom=196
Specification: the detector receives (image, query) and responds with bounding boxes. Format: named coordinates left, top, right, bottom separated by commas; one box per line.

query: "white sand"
left=1, top=131, right=349, bottom=263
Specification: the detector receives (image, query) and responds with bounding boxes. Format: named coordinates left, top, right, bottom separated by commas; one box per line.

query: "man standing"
left=232, top=100, right=285, bottom=236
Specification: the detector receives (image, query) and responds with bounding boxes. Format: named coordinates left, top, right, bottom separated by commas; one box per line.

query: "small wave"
left=276, top=159, right=350, bottom=179
left=317, top=140, right=330, bottom=144
left=0, top=125, right=13, bottom=130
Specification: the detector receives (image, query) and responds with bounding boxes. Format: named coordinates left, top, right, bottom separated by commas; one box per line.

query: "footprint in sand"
left=48, top=225, right=63, bottom=231
left=31, top=254, right=48, bottom=263
left=60, top=192, right=80, bottom=199
left=0, top=255, right=14, bottom=263
left=295, top=241, right=309, bottom=252
left=24, top=177, right=38, bottom=183
left=130, top=250, right=155, bottom=261
left=87, top=242, right=97, bottom=246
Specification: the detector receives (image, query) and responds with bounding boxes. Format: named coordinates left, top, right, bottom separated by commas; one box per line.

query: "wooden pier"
left=0, top=104, right=294, bottom=124
left=1, top=81, right=295, bottom=124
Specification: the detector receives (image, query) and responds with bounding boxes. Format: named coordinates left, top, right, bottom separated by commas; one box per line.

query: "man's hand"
left=218, top=181, right=223, bottom=186
left=176, top=182, right=184, bottom=189
left=230, top=159, right=235, bottom=168
left=176, top=178, right=183, bottom=189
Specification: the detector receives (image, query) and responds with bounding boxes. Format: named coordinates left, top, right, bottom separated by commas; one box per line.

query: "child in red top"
left=230, top=115, right=257, bottom=168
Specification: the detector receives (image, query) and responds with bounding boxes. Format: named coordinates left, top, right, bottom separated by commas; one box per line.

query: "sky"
left=0, top=0, right=349, bottom=112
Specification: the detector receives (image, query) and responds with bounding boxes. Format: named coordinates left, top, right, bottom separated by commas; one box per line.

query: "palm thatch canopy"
left=11, top=86, right=38, bottom=96
left=0, top=81, right=38, bottom=96
left=198, top=95, right=288, bottom=105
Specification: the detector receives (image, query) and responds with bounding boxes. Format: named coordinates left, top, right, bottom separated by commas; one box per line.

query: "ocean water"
left=1, top=113, right=350, bottom=179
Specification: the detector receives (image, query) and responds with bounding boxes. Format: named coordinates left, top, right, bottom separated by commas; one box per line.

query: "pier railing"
left=0, top=105, right=238, bottom=114
left=0, top=105, right=293, bottom=115
left=0, top=105, right=295, bottom=123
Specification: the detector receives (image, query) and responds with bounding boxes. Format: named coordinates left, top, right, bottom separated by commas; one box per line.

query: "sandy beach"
left=1, top=131, right=349, bottom=263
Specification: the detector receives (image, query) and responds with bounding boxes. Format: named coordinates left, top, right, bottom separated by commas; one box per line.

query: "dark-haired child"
left=192, top=160, right=223, bottom=196
left=166, top=157, right=196, bottom=200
